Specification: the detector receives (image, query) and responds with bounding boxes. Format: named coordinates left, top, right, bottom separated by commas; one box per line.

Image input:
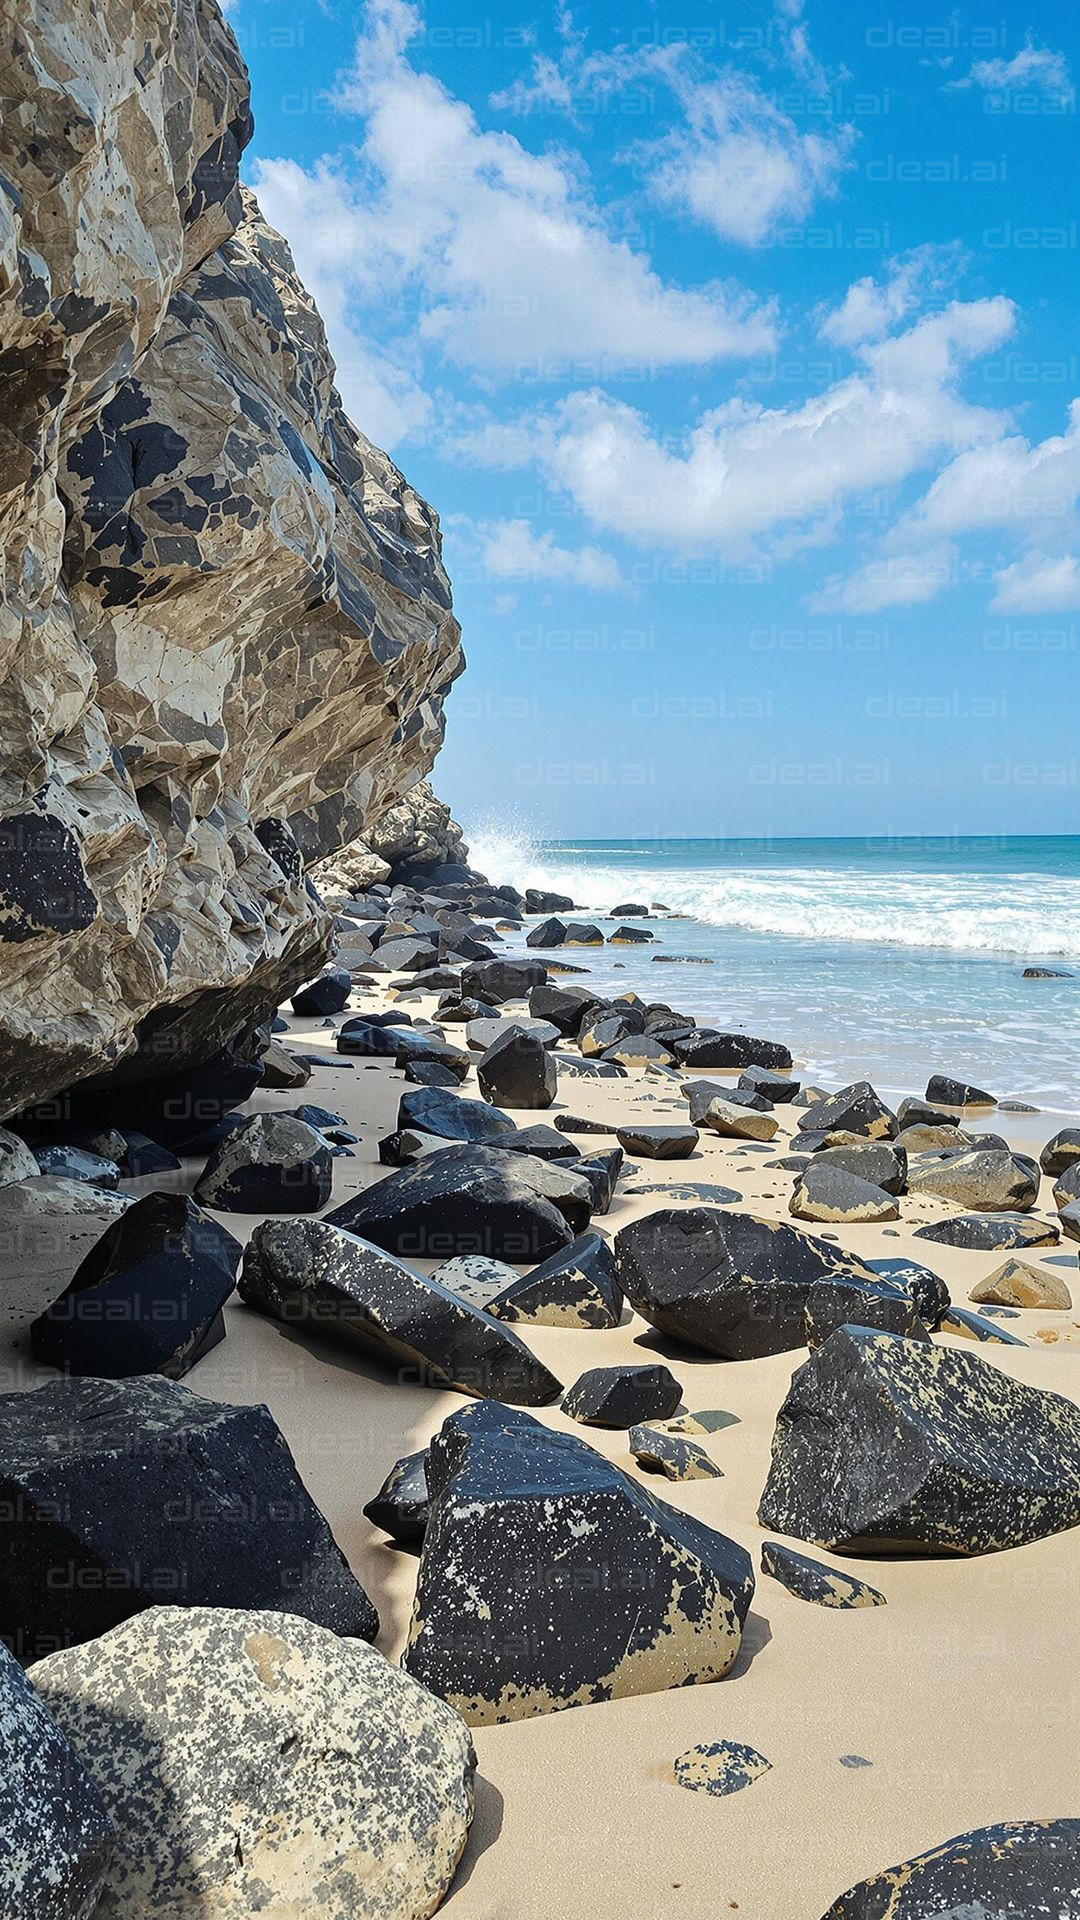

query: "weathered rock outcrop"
left=0, top=0, right=462, bottom=1116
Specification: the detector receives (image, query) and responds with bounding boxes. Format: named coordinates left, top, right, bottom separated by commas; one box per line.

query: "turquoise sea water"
left=465, top=830, right=1080, bottom=1114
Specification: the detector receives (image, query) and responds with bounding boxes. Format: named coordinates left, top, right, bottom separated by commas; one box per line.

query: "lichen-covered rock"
left=239, top=1215, right=562, bottom=1405
left=0, top=1, right=461, bottom=1120
left=0, top=1375, right=377, bottom=1659
left=0, top=1637, right=115, bottom=1918
left=672, top=1740, right=771, bottom=1797
left=819, top=1819, right=1080, bottom=1919
left=760, top=1541, right=886, bottom=1609
left=403, top=1400, right=755, bottom=1724
left=32, top=1607, right=475, bottom=1919
left=486, top=1231, right=623, bottom=1329
left=614, top=1207, right=884, bottom=1360
left=759, top=1325, right=1080, bottom=1555
left=629, top=1426, right=724, bottom=1481
left=30, top=1191, right=240, bottom=1378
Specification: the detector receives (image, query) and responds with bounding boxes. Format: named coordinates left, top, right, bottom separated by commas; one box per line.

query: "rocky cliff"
left=311, top=781, right=470, bottom=894
left=0, top=0, right=463, bottom=1117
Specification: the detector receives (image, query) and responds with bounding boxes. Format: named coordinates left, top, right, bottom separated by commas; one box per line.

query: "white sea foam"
left=462, top=824, right=1080, bottom=958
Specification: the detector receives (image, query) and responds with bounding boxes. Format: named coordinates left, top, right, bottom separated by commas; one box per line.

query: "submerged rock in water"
left=31, top=1607, right=475, bottom=1920
left=403, top=1400, right=754, bottom=1724
left=819, top=1819, right=1080, bottom=1919
left=759, top=1324, right=1080, bottom=1555
left=240, top=1216, right=562, bottom=1406
left=0, top=1376, right=377, bottom=1660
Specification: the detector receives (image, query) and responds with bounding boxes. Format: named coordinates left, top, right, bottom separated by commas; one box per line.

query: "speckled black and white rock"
left=684, top=1080, right=769, bottom=1123
left=810, top=1142, right=908, bottom=1196
left=615, top=1124, right=699, bottom=1160
left=701, top=1097, right=779, bottom=1143
left=0, top=1376, right=377, bottom=1660
left=31, top=1607, right=475, bottom=1920
left=790, top=1165, right=899, bottom=1225
left=866, top=1256, right=951, bottom=1328
left=629, top=1426, right=724, bottom=1481
left=0, top=1636, right=115, bottom=1917
left=483, top=1231, right=623, bottom=1330
left=906, top=1148, right=1038, bottom=1212
left=428, top=1253, right=519, bottom=1310
left=564, top=1363, right=683, bottom=1428
left=614, top=1207, right=884, bottom=1360
left=672, top=1740, right=771, bottom=1797
left=477, top=1027, right=557, bottom=1110
left=240, top=1217, right=562, bottom=1405
left=0, top=1126, right=39, bottom=1187
left=926, top=1074, right=997, bottom=1108
left=671, top=1030, right=790, bottom=1071
left=740, top=1067, right=800, bottom=1103
left=914, top=1211, right=1059, bottom=1250
left=804, top=1275, right=930, bottom=1348
left=397, top=1085, right=514, bottom=1146
left=363, top=1450, right=430, bottom=1545
left=326, top=1145, right=581, bottom=1262
left=797, top=1082, right=895, bottom=1141
left=1040, top=1127, right=1080, bottom=1177
left=403, top=1400, right=755, bottom=1724
left=30, top=1193, right=241, bottom=1379
left=758, top=1325, right=1080, bottom=1555
left=760, top=1541, right=886, bottom=1609
left=290, top=969, right=352, bottom=1016
left=194, top=1113, right=333, bottom=1214
left=819, top=1818, right=1080, bottom=1919
left=971, top=1258, right=1072, bottom=1309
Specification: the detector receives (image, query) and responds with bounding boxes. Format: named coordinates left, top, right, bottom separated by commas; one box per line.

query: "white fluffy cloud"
left=809, top=544, right=960, bottom=614
left=633, top=70, right=853, bottom=248
left=991, top=552, right=1080, bottom=611
left=465, top=518, right=623, bottom=591
left=948, top=42, right=1073, bottom=97
left=251, top=0, right=776, bottom=442
left=819, top=247, right=962, bottom=349
left=469, top=299, right=1015, bottom=558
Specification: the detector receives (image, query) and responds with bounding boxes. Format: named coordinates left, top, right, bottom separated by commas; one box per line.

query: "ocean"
left=463, top=830, right=1080, bottom=1117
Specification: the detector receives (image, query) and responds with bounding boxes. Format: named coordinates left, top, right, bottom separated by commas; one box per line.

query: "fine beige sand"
left=5, top=974, right=1079, bottom=1918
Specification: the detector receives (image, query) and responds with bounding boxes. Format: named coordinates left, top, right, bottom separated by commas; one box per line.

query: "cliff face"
left=0, top=0, right=463, bottom=1116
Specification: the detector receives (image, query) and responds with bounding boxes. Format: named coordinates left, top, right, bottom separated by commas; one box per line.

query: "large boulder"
left=30, top=1192, right=241, bottom=1378
left=0, top=0, right=462, bottom=1121
left=563, top=1363, right=683, bottom=1429
left=477, top=1028, right=557, bottom=1110
left=906, top=1148, right=1038, bottom=1212
left=790, top=1165, right=899, bottom=1224
left=0, top=1376, right=377, bottom=1659
left=32, top=1607, right=475, bottom=1920
left=674, top=1031, right=792, bottom=1071
left=1040, top=1127, right=1080, bottom=1177
left=397, top=1085, right=514, bottom=1145
left=461, top=958, right=547, bottom=1005
left=239, top=1217, right=562, bottom=1406
left=326, top=1145, right=585, bottom=1260
left=194, top=1112, right=333, bottom=1214
left=402, top=1400, right=754, bottom=1724
left=614, top=1207, right=883, bottom=1360
left=759, top=1324, right=1080, bottom=1554
left=0, top=1637, right=115, bottom=1918
left=486, top=1231, right=623, bottom=1330
left=820, top=1820, right=1080, bottom=1919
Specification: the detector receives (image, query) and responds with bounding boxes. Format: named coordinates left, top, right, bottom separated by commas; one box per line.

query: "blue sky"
left=232, top=0, right=1080, bottom=838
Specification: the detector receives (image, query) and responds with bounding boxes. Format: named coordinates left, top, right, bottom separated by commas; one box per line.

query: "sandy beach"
left=6, top=950, right=1077, bottom=1919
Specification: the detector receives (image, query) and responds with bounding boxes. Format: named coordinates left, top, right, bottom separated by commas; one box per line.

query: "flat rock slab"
left=819, top=1819, right=1080, bottom=1919
left=914, top=1212, right=1060, bottom=1250
left=30, top=1193, right=241, bottom=1380
left=0, top=1637, right=115, bottom=1917
left=325, top=1144, right=580, bottom=1263
left=622, top=1180, right=742, bottom=1204
left=240, top=1217, right=561, bottom=1406
left=759, top=1324, right=1080, bottom=1555
left=629, top=1426, right=723, bottom=1481
left=31, top=1607, right=475, bottom=1920
left=971, top=1258, right=1072, bottom=1309
left=614, top=1207, right=884, bottom=1360
left=672, top=1740, right=771, bottom=1798
left=402, top=1400, right=755, bottom=1724
left=615, top=1125, right=699, bottom=1160
left=760, top=1541, right=886, bottom=1609
left=564, top=1363, right=683, bottom=1428
left=0, top=1376, right=376, bottom=1660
